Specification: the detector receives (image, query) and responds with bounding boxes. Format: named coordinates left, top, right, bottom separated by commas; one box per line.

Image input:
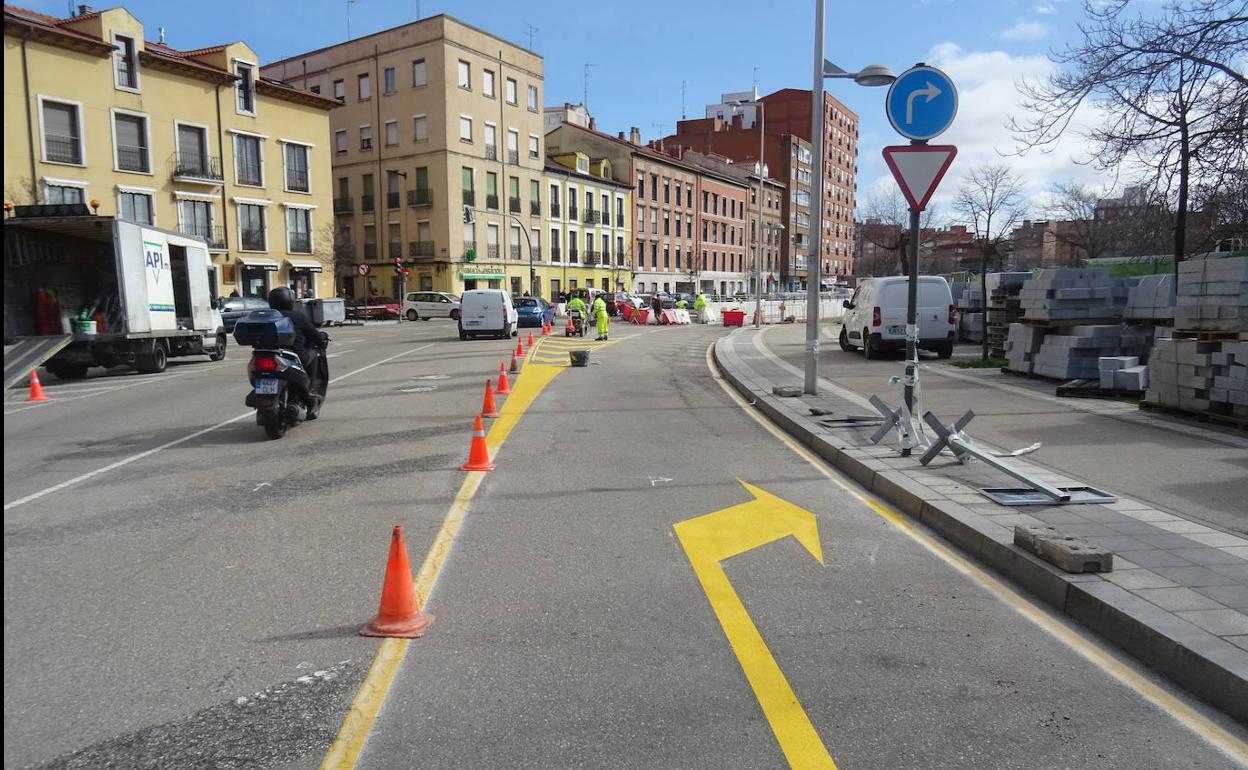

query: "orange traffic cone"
left=27, top=370, right=49, bottom=402
left=526, top=331, right=534, bottom=348
left=360, top=525, right=434, bottom=638
left=509, top=353, right=520, bottom=374
left=515, top=340, right=524, bottom=357
left=480, top=379, right=499, bottom=417
left=460, top=414, right=495, bottom=471
left=541, top=321, right=548, bottom=336
left=497, top=362, right=512, bottom=395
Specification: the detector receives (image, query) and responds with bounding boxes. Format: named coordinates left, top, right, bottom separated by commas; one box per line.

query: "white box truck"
left=3, top=206, right=226, bottom=383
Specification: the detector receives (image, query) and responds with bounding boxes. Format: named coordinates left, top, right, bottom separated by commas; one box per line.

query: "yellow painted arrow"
left=673, top=481, right=835, bottom=770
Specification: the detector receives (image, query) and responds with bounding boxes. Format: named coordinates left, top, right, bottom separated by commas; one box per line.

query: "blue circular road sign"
left=886, top=65, right=958, bottom=141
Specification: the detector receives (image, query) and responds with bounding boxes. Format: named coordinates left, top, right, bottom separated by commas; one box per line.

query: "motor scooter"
left=234, top=309, right=330, bottom=440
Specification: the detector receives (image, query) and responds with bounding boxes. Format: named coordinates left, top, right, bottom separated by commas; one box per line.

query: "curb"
left=712, top=336, right=1248, bottom=725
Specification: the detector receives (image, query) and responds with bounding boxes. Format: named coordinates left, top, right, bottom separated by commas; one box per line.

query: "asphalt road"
left=4, top=321, right=1246, bottom=769
left=767, top=322, right=1248, bottom=537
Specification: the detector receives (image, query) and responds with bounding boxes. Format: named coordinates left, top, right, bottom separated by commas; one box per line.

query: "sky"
left=24, top=0, right=1140, bottom=223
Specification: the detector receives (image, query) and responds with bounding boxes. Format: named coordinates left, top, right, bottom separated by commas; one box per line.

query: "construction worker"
left=693, top=292, right=707, bottom=322
left=566, top=293, right=587, bottom=336
left=675, top=296, right=688, bottom=310
left=592, top=293, right=609, bottom=340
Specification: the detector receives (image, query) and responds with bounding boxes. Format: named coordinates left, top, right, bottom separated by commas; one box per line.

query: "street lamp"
left=805, top=2, right=895, bottom=394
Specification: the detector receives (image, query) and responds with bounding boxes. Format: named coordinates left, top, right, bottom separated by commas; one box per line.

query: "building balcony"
left=334, top=245, right=354, bottom=262
left=549, top=246, right=561, bottom=262
left=485, top=145, right=498, bottom=161
left=508, top=198, right=521, bottom=214
left=289, top=233, right=312, bottom=254
left=463, top=240, right=477, bottom=258
left=531, top=246, right=542, bottom=260
left=509, top=245, right=521, bottom=259
left=386, top=192, right=401, bottom=209
left=240, top=228, right=266, bottom=252
left=117, top=144, right=151, bottom=173
left=462, top=190, right=475, bottom=207
left=286, top=168, right=310, bottom=193
left=408, top=188, right=433, bottom=207
left=361, top=195, right=375, bottom=213
left=44, top=133, right=82, bottom=164
left=486, top=244, right=500, bottom=259
left=234, top=157, right=263, bottom=187
left=170, top=152, right=224, bottom=184
left=333, top=197, right=353, bottom=214
left=568, top=206, right=579, bottom=221
left=601, top=212, right=611, bottom=227
left=583, top=209, right=600, bottom=225
left=179, top=223, right=227, bottom=251
left=507, top=149, right=519, bottom=164
left=568, top=250, right=580, bottom=264
left=409, top=240, right=436, bottom=258
left=530, top=200, right=541, bottom=216
left=583, top=251, right=600, bottom=265
left=549, top=202, right=561, bottom=218
left=388, top=241, right=402, bottom=259
left=485, top=194, right=499, bottom=211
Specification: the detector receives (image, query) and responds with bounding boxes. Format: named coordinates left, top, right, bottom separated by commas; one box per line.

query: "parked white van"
left=458, top=289, right=519, bottom=340
left=839, top=276, right=956, bottom=359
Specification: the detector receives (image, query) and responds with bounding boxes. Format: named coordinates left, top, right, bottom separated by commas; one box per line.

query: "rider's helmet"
left=267, top=286, right=295, bottom=312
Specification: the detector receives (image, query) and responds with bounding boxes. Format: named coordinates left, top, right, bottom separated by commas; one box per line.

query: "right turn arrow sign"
left=882, top=145, right=958, bottom=212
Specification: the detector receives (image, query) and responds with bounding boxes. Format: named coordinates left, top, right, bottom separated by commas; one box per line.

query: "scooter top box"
left=233, top=309, right=297, bottom=347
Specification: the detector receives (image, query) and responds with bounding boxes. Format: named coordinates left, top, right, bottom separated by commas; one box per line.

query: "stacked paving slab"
left=1124, top=274, right=1175, bottom=321
left=1004, top=323, right=1046, bottom=374
left=1017, top=268, right=1133, bottom=321
left=1028, top=325, right=1154, bottom=380
left=956, top=284, right=984, bottom=343
left=1174, top=257, right=1248, bottom=332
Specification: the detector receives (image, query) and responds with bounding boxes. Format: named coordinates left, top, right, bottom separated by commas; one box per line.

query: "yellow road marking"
left=705, top=343, right=1248, bottom=765
left=320, top=360, right=565, bottom=770
left=674, top=482, right=836, bottom=770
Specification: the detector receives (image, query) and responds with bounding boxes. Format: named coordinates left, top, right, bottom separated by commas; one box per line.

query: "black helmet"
left=268, top=287, right=295, bottom=311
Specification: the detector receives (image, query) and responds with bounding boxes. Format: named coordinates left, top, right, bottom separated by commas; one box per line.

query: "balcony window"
left=483, top=69, right=496, bottom=98
left=235, top=61, right=256, bottom=115
left=234, top=134, right=263, bottom=186
left=360, top=126, right=373, bottom=151
left=457, top=60, right=471, bottom=89
left=118, top=191, right=153, bottom=225
left=385, top=120, right=398, bottom=147
left=286, top=207, right=312, bottom=254
left=358, top=73, right=371, bottom=101
left=333, top=79, right=345, bottom=103
left=529, top=135, right=540, bottom=160
left=113, top=112, right=149, bottom=173
left=41, top=99, right=83, bottom=165
left=460, top=116, right=473, bottom=143
left=113, top=34, right=138, bottom=91
left=238, top=203, right=266, bottom=251
left=283, top=142, right=310, bottom=192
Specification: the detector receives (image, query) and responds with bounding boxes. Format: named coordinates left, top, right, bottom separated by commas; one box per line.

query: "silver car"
left=402, top=291, right=461, bottom=321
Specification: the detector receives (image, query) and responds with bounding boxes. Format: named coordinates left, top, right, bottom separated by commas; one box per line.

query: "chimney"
left=77, top=4, right=92, bottom=15
left=618, top=131, right=625, bottom=141
left=629, top=127, right=641, bottom=145
left=588, top=116, right=596, bottom=131
left=158, top=26, right=166, bottom=44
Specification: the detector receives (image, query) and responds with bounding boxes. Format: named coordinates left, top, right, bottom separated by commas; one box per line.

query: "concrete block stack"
left=957, top=284, right=984, bottom=342
left=1098, top=356, right=1148, bottom=391
left=1018, top=268, right=1133, bottom=322
left=1174, top=256, right=1248, bottom=332
left=1004, top=323, right=1046, bottom=374
left=1023, top=324, right=1155, bottom=380
left=1145, top=337, right=1248, bottom=418
left=1124, top=274, right=1175, bottom=322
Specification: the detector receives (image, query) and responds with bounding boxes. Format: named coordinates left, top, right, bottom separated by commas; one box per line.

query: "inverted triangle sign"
left=882, top=145, right=957, bottom=211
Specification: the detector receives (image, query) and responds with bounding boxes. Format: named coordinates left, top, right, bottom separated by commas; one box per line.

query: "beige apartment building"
left=543, top=151, right=633, bottom=298
left=3, top=4, right=337, bottom=299
left=263, top=15, right=545, bottom=299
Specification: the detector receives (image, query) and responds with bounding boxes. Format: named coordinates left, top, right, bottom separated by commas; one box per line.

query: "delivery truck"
left=3, top=204, right=226, bottom=384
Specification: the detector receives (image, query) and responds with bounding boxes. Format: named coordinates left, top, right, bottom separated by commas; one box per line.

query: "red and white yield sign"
left=882, top=145, right=957, bottom=212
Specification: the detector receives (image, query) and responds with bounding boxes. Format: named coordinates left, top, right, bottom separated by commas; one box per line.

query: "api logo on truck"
left=144, top=241, right=170, bottom=285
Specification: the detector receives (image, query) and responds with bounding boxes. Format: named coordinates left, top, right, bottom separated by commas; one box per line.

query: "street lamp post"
left=805, top=3, right=895, bottom=393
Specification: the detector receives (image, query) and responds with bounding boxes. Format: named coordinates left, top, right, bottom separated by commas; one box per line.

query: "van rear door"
left=462, top=292, right=500, bottom=331
left=917, top=278, right=954, bottom=339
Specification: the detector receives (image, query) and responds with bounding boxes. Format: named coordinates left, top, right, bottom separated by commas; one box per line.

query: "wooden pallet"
left=1170, top=328, right=1245, bottom=341
left=1139, top=400, right=1248, bottom=430
left=1055, top=379, right=1142, bottom=399
left=1020, top=318, right=1124, bottom=329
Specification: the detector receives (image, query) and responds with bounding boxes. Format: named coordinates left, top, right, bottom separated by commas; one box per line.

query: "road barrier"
left=359, top=525, right=434, bottom=638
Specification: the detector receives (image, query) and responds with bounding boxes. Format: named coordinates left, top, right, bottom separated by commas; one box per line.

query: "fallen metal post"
left=920, top=411, right=1070, bottom=502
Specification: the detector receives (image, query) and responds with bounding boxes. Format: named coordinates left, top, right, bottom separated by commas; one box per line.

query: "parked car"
left=513, top=296, right=554, bottom=328
left=458, top=289, right=518, bottom=340
left=603, top=292, right=638, bottom=316
left=839, top=275, right=955, bottom=359
left=345, top=296, right=400, bottom=320
left=402, top=291, right=461, bottom=321
left=220, top=295, right=269, bottom=332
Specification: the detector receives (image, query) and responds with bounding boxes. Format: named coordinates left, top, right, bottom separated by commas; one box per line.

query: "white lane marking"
left=3, top=343, right=436, bottom=511
left=4, top=369, right=202, bottom=416
left=325, top=349, right=356, bottom=359
left=253, top=482, right=271, bottom=492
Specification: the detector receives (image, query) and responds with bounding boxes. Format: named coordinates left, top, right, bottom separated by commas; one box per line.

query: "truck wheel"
left=863, top=330, right=879, bottom=360
left=48, top=363, right=89, bottom=380
left=135, top=342, right=168, bottom=374
left=209, top=334, right=227, bottom=362
left=838, top=327, right=855, bottom=352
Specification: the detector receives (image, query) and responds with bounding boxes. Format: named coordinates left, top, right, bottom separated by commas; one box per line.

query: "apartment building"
left=3, top=4, right=338, bottom=298
left=543, top=152, right=632, bottom=298
left=263, top=15, right=544, bottom=298
left=759, top=89, right=858, bottom=281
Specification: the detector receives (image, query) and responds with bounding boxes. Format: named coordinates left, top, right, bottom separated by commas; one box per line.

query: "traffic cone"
left=527, top=331, right=535, bottom=348
left=509, top=353, right=520, bottom=374
left=27, top=370, right=49, bottom=402
left=360, top=525, right=434, bottom=638
left=497, top=362, right=512, bottom=395
left=515, top=340, right=524, bottom=357
left=460, top=414, right=495, bottom=471
left=480, top=379, right=499, bottom=417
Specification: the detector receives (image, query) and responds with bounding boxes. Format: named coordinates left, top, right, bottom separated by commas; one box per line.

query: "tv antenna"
left=347, top=0, right=359, bottom=40
left=652, top=123, right=667, bottom=140
left=524, top=22, right=538, bottom=50
left=681, top=80, right=687, bottom=120
left=583, top=63, right=596, bottom=108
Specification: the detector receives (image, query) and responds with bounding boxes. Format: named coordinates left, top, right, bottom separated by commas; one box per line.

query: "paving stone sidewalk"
left=714, top=327, right=1248, bottom=723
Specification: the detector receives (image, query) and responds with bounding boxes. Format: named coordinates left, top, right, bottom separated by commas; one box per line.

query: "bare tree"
left=954, top=163, right=1027, bottom=361
left=1044, top=181, right=1108, bottom=263
left=1011, top=0, right=1248, bottom=274
left=857, top=188, right=941, bottom=276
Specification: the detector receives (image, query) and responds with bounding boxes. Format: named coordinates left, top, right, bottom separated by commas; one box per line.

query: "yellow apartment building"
left=3, top=5, right=338, bottom=299
left=263, top=15, right=547, bottom=299
left=543, top=152, right=632, bottom=298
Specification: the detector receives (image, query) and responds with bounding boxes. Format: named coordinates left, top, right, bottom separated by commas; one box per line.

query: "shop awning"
left=285, top=258, right=324, bottom=273
left=237, top=257, right=279, bottom=271
left=461, top=272, right=506, bottom=280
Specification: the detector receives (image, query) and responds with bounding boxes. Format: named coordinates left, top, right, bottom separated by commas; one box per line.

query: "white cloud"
left=1001, top=17, right=1050, bottom=41
left=1035, top=3, right=1057, bottom=14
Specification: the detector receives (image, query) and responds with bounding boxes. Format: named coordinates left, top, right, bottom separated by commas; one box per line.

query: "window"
left=484, top=124, right=497, bottom=157
left=457, top=60, right=471, bottom=89
left=238, top=203, right=266, bottom=251
left=235, top=61, right=256, bottom=114
left=286, top=207, right=312, bottom=253
left=530, top=179, right=540, bottom=213
left=385, top=120, right=398, bottom=146
left=617, top=236, right=625, bottom=265
left=413, top=114, right=428, bottom=142
left=460, top=116, right=473, bottom=142
left=362, top=174, right=375, bottom=211
left=383, top=67, right=396, bottom=94
left=675, top=182, right=682, bottom=207
left=335, top=129, right=347, bottom=154
left=46, top=184, right=84, bottom=204
left=358, top=73, right=371, bottom=101
left=113, top=112, right=149, bottom=173
left=664, top=178, right=670, bottom=204
left=486, top=172, right=498, bottom=210
left=283, top=142, right=310, bottom=192
left=388, top=223, right=401, bottom=257
left=509, top=177, right=520, bottom=212
left=527, top=84, right=539, bottom=111
left=505, top=78, right=518, bottom=105
left=412, top=59, right=427, bottom=87
left=507, top=129, right=519, bottom=163
left=359, top=125, right=372, bottom=151
left=179, top=199, right=213, bottom=242
left=616, top=197, right=624, bottom=223
left=40, top=99, right=83, bottom=164
left=637, top=207, right=645, bottom=233
left=483, top=69, right=496, bottom=98
left=663, top=213, right=670, bottom=236
left=462, top=167, right=475, bottom=206
left=234, top=134, right=263, bottom=186
left=650, top=174, right=658, bottom=201
left=550, top=228, right=561, bottom=261
left=118, top=190, right=153, bottom=224
left=637, top=172, right=644, bottom=199
left=333, top=79, right=345, bottom=103
left=577, top=156, right=588, bottom=173
left=528, top=134, right=540, bottom=159
left=113, top=34, right=138, bottom=90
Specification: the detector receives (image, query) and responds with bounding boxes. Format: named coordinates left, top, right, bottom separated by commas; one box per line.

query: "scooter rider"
left=267, top=287, right=326, bottom=394
left=566, top=292, right=587, bottom=332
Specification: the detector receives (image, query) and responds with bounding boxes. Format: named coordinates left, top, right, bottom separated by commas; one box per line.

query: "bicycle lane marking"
left=2, top=344, right=435, bottom=512
left=320, top=360, right=565, bottom=770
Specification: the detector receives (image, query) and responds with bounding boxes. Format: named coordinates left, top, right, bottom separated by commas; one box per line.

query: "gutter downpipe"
left=21, top=31, right=39, bottom=203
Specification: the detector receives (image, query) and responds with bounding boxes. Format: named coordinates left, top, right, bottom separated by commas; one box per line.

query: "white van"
left=458, top=289, right=519, bottom=340
left=839, top=276, right=956, bottom=359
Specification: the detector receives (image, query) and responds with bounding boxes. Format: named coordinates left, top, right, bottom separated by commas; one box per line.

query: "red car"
left=346, top=296, right=400, bottom=320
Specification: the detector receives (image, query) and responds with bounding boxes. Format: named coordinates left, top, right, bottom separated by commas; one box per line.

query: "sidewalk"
left=713, top=325, right=1248, bottom=724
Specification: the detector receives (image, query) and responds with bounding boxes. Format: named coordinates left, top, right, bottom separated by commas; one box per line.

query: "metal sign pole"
left=902, top=201, right=921, bottom=456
